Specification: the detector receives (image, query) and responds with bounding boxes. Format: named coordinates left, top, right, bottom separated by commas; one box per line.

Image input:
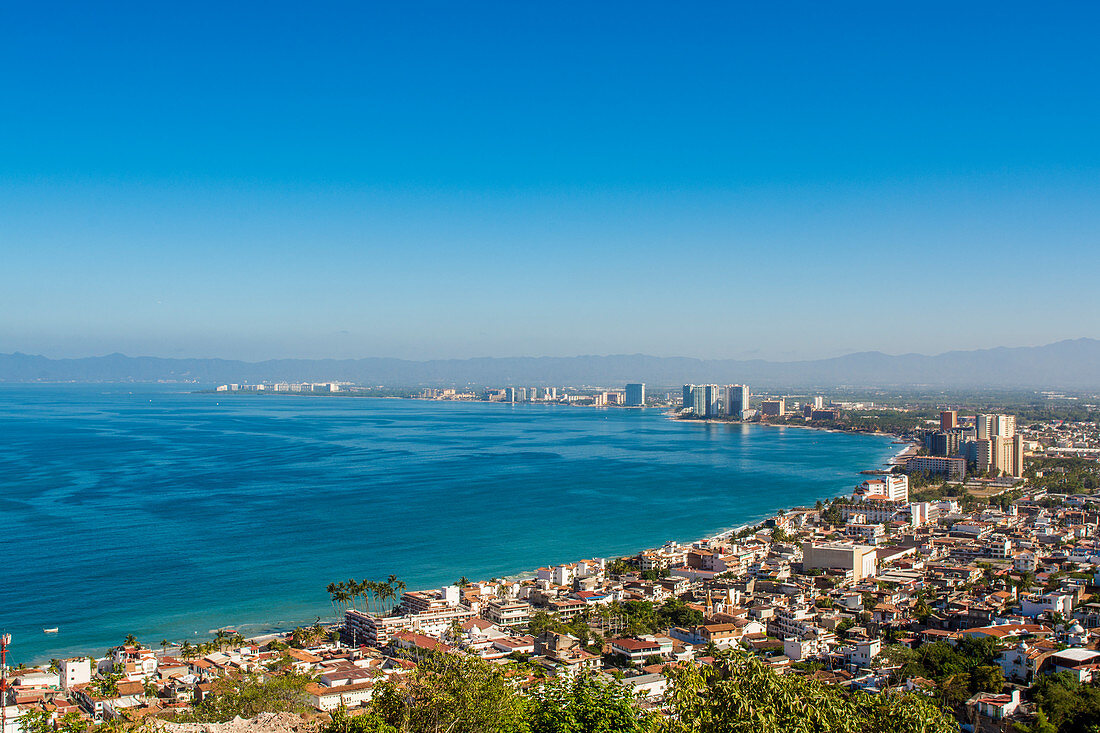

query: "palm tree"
left=364, top=579, right=377, bottom=613
left=348, top=578, right=362, bottom=611
left=388, top=574, right=406, bottom=606
left=160, top=639, right=170, bottom=655
left=122, top=633, right=138, bottom=647
left=335, top=586, right=352, bottom=613
left=326, top=582, right=340, bottom=616
left=179, top=641, right=195, bottom=660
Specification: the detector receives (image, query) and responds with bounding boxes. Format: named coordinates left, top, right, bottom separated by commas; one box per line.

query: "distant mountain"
left=1, top=338, right=1099, bottom=389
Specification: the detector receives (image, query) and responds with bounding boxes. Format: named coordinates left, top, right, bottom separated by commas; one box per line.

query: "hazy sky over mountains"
left=2, top=2, right=1098, bottom=360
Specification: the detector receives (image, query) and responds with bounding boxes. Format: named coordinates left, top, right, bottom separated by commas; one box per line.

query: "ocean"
left=0, top=384, right=897, bottom=664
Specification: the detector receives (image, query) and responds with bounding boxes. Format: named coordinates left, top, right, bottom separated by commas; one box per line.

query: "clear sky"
left=2, top=2, right=1098, bottom=361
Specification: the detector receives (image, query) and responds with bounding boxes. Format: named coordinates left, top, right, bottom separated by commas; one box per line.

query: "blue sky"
left=2, top=2, right=1098, bottom=361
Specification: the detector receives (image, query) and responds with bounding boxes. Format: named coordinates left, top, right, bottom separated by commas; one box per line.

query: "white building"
left=724, top=384, right=750, bottom=419
left=59, top=657, right=92, bottom=689
left=1020, top=592, right=1074, bottom=619
left=853, top=475, right=909, bottom=503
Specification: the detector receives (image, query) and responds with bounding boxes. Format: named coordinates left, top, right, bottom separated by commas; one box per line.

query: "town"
left=5, top=404, right=1100, bottom=732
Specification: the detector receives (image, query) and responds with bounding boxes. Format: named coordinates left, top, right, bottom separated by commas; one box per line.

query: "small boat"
left=43, top=628, right=59, bottom=634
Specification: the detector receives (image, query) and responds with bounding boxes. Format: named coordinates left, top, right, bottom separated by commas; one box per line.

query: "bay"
left=0, top=384, right=898, bottom=663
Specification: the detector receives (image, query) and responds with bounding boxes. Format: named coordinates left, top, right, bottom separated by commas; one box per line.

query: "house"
left=607, top=637, right=663, bottom=664
left=483, top=598, right=533, bottom=628
left=1020, top=591, right=1074, bottom=619
left=1048, top=648, right=1100, bottom=682
left=533, top=632, right=601, bottom=677
left=109, top=646, right=158, bottom=681
left=840, top=639, right=881, bottom=669
left=997, top=642, right=1050, bottom=683
left=966, top=690, right=1021, bottom=723
left=957, top=623, right=1052, bottom=642
left=490, top=635, right=536, bottom=655
left=58, top=659, right=92, bottom=690
left=619, top=673, right=668, bottom=700
left=286, top=648, right=323, bottom=673
left=306, top=681, right=375, bottom=712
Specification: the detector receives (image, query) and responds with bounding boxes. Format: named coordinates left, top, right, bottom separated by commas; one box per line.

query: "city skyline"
left=4, top=3, right=1099, bottom=361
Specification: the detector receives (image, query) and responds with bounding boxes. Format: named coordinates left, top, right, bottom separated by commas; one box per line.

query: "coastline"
left=18, top=462, right=898, bottom=666
left=5, top=393, right=898, bottom=665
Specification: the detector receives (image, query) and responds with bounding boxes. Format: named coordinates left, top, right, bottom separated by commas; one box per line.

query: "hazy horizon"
left=4, top=336, right=1099, bottom=364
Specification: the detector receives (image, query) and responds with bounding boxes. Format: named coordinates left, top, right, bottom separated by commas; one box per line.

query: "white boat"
left=43, top=628, right=59, bottom=634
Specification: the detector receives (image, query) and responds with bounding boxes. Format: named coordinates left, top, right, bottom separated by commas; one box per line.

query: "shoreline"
left=17, top=471, right=897, bottom=664
left=664, top=410, right=907, bottom=440
left=15, top=434, right=900, bottom=666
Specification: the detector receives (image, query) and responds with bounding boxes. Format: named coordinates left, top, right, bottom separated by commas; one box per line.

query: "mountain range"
left=1, top=339, right=1098, bottom=389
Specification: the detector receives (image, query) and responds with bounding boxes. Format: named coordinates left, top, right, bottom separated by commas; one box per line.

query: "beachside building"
left=625, top=383, right=645, bottom=406
left=761, top=398, right=785, bottom=417
left=59, top=658, right=92, bottom=690
left=725, top=384, right=750, bottom=419
left=853, top=475, right=909, bottom=503
left=483, top=598, right=533, bottom=628
left=109, top=645, right=158, bottom=681
left=906, top=455, right=967, bottom=481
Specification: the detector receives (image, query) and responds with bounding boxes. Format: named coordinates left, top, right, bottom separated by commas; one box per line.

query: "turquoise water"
left=0, top=385, right=897, bottom=664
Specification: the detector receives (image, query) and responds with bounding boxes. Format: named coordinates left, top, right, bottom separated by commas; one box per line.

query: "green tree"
left=1014, top=710, right=1058, bottom=733
left=661, top=650, right=958, bottom=733
left=325, top=705, right=399, bottom=733
left=1029, top=671, right=1100, bottom=732
left=55, top=711, right=85, bottom=733
left=180, top=671, right=315, bottom=722
left=17, top=709, right=52, bottom=733
left=366, top=652, right=527, bottom=733
left=528, top=675, right=658, bottom=733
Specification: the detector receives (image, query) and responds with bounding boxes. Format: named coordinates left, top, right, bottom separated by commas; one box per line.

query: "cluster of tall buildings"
left=501, top=386, right=558, bottom=403
left=920, top=410, right=1024, bottom=478
left=485, top=383, right=647, bottom=407
left=681, top=384, right=751, bottom=420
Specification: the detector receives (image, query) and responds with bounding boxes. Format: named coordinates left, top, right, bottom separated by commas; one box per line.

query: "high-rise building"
left=977, top=435, right=1021, bottom=477
left=1013, top=433, right=1025, bottom=478
left=625, top=383, right=646, bottom=407
left=683, top=385, right=695, bottom=412
left=994, top=415, right=1016, bottom=439
left=761, top=398, right=785, bottom=417
left=704, top=384, right=722, bottom=418
left=725, top=384, right=750, bottom=419
left=692, top=386, right=707, bottom=416
left=927, top=431, right=961, bottom=457
left=940, top=410, right=958, bottom=431
left=977, top=413, right=1016, bottom=441
left=812, top=396, right=824, bottom=410
left=505, top=387, right=517, bottom=403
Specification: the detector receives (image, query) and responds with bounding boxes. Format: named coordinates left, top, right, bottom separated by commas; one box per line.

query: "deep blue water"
left=0, top=385, right=897, bottom=664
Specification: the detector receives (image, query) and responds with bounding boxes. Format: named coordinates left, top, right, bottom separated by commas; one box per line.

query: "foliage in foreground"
left=663, top=652, right=958, bottom=733
left=173, top=671, right=315, bottom=722
left=320, top=650, right=957, bottom=733
left=1023, top=672, right=1100, bottom=732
